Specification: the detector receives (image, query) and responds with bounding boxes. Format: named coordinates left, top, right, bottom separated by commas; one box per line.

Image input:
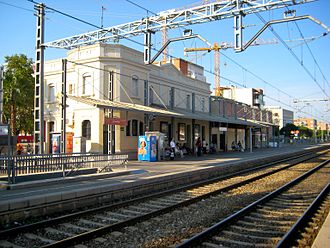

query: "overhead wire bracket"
left=238, top=15, right=330, bottom=52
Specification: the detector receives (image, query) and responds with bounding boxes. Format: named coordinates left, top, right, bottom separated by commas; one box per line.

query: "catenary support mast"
left=34, top=3, right=45, bottom=154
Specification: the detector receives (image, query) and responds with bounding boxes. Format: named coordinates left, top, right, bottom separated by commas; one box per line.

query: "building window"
left=82, top=120, right=91, bottom=140
left=126, top=120, right=131, bottom=136
left=82, top=74, right=92, bottom=95
left=160, top=122, right=168, bottom=134
left=132, top=76, right=139, bottom=97
left=49, top=121, right=54, bottom=132
left=139, top=121, right=144, bottom=135
left=48, top=84, right=55, bottom=102
left=132, top=119, right=138, bottom=136
left=201, top=98, right=205, bottom=112
left=149, top=87, right=154, bottom=105
left=178, top=123, right=186, bottom=142
left=68, top=83, right=74, bottom=95
left=186, top=95, right=191, bottom=110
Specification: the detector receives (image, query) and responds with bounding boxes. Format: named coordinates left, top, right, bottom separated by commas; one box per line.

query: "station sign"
left=219, top=127, right=227, bottom=132
left=104, top=117, right=128, bottom=126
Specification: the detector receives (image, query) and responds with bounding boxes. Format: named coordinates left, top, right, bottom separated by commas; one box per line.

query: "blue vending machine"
left=138, top=135, right=157, bottom=162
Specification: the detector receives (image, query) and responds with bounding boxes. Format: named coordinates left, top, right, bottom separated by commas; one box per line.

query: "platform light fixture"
left=183, top=29, right=193, bottom=37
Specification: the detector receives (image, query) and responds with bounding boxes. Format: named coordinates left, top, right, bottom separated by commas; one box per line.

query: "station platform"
left=0, top=143, right=329, bottom=246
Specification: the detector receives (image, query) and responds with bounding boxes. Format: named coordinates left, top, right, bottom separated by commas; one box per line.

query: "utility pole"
left=61, top=59, right=67, bottom=154
left=0, top=65, right=3, bottom=123
left=34, top=3, right=45, bottom=154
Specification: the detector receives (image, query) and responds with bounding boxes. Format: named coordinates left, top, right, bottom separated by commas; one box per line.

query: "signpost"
left=0, top=124, right=11, bottom=183
left=104, top=118, right=128, bottom=126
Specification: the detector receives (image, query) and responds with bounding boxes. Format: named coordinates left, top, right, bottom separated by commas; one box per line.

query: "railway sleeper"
left=274, top=197, right=315, bottom=204
left=93, top=214, right=121, bottom=223
left=155, top=198, right=181, bottom=204
left=24, top=233, right=55, bottom=245
left=265, top=201, right=308, bottom=210
left=268, top=199, right=311, bottom=207
left=60, top=223, right=92, bottom=232
left=142, top=202, right=167, bottom=209
left=257, top=205, right=304, bottom=214
left=221, top=230, right=279, bottom=243
left=105, top=211, right=132, bottom=220
left=78, top=218, right=107, bottom=228
left=229, top=225, right=285, bottom=237
left=244, top=215, right=295, bottom=226
left=249, top=212, right=298, bottom=221
left=202, top=241, right=228, bottom=248
left=0, top=240, right=23, bottom=248
left=128, top=205, right=154, bottom=213
left=236, top=220, right=289, bottom=233
left=44, top=227, right=74, bottom=237
left=212, top=235, right=275, bottom=248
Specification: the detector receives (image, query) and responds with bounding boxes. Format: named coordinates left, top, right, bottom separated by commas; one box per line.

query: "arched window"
left=82, top=120, right=91, bottom=140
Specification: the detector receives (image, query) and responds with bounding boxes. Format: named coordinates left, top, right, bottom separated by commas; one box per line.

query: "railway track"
left=177, top=159, right=330, bottom=248
left=0, top=149, right=329, bottom=248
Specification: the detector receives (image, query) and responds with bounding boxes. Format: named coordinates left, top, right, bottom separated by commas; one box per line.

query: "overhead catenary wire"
left=254, top=11, right=330, bottom=99
left=0, top=0, right=34, bottom=12
left=27, top=0, right=328, bottom=122
left=285, top=6, right=330, bottom=91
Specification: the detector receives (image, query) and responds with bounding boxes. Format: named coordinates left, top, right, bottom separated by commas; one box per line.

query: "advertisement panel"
left=138, top=136, right=149, bottom=161
left=51, top=133, right=61, bottom=154
left=149, top=136, right=157, bottom=162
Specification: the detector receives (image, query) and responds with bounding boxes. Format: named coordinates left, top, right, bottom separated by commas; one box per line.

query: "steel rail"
left=41, top=152, right=328, bottom=248
left=2, top=152, right=326, bottom=247
left=176, top=158, right=330, bottom=247
left=0, top=149, right=321, bottom=236
left=276, top=182, right=330, bottom=247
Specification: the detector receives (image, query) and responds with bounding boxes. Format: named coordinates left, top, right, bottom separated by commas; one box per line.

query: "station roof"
left=69, top=96, right=263, bottom=127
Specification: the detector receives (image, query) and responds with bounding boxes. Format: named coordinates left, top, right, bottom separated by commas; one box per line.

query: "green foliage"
left=280, top=123, right=297, bottom=137
left=3, top=54, right=34, bottom=135
left=298, top=126, right=313, bottom=138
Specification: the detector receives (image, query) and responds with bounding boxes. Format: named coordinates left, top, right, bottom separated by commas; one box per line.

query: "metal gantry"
left=43, top=0, right=314, bottom=49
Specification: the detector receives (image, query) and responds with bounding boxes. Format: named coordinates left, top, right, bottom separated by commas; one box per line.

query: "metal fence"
left=0, top=153, right=128, bottom=184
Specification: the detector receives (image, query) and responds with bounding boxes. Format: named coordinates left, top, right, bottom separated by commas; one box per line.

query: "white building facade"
left=43, top=43, right=274, bottom=157
left=44, top=43, right=212, bottom=157
left=266, top=106, right=294, bottom=129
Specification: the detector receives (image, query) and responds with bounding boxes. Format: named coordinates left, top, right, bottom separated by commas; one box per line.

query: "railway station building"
left=43, top=43, right=274, bottom=158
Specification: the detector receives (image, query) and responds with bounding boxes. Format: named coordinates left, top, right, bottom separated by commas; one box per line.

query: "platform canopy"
left=69, top=96, right=263, bottom=127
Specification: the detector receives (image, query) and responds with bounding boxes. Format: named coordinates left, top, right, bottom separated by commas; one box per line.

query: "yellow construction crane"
left=184, top=35, right=323, bottom=96
left=184, top=42, right=228, bottom=96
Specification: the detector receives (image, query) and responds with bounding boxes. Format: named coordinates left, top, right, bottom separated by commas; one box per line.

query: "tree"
left=3, top=54, right=34, bottom=135
left=298, top=126, right=313, bottom=138
left=280, top=123, right=297, bottom=137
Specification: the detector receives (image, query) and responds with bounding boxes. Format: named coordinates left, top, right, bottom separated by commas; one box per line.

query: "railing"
left=0, top=153, right=128, bottom=184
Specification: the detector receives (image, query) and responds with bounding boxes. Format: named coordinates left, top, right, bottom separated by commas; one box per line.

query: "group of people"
left=168, top=139, right=191, bottom=158
left=168, top=137, right=244, bottom=159
left=231, top=140, right=244, bottom=152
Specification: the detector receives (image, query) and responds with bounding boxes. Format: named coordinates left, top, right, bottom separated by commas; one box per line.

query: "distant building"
left=265, top=106, right=294, bottom=129
left=294, top=117, right=317, bottom=130
left=317, top=121, right=329, bottom=131
left=220, top=86, right=265, bottom=109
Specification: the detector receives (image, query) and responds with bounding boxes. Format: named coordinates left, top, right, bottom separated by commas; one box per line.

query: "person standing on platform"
left=195, top=137, right=202, bottom=157
left=202, top=139, right=208, bottom=154
left=170, top=139, right=176, bottom=160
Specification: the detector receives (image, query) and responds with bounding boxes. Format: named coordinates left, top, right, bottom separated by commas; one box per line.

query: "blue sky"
left=1, top=0, right=329, bottom=123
